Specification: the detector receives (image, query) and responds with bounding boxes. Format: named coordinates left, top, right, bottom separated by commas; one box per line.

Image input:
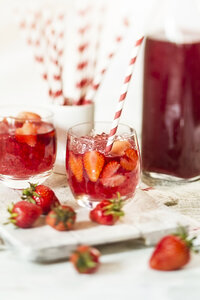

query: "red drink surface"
left=66, top=133, right=140, bottom=202
left=0, top=119, right=56, bottom=178
left=142, top=35, right=200, bottom=179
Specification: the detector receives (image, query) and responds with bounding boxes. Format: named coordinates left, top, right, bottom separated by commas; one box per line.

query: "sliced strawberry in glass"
left=101, top=174, right=125, bottom=187
left=17, top=111, right=41, bottom=121
left=15, top=122, right=37, bottom=147
left=120, top=148, right=138, bottom=171
left=100, top=161, right=125, bottom=187
left=15, top=111, right=41, bottom=128
left=69, top=152, right=83, bottom=182
left=110, top=140, right=131, bottom=156
left=83, top=151, right=105, bottom=182
left=101, top=161, right=120, bottom=178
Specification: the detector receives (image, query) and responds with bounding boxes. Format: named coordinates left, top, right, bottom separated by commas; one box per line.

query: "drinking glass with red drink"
left=66, top=122, right=141, bottom=208
left=0, top=106, right=57, bottom=189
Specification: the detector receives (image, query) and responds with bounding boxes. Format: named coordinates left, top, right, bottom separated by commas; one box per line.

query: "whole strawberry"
left=149, top=227, right=196, bottom=271
left=21, top=183, right=59, bottom=215
left=46, top=205, right=76, bottom=231
left=90, top=193, right=124, bottom=226
left=7, top=201, right=42, bottom=228
left=70, top=245, right=100, bottom=274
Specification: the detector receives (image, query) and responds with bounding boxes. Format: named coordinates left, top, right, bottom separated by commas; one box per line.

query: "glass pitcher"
left=141, top=0, right=200, bottom=184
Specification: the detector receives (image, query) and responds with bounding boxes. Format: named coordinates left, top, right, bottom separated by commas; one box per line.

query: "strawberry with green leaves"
left=46, top=205, right=76, bottom=231
left=70, top=245, right=100, bottom=274
left=149, top=227, right=198, bottom=271
left=7, top=201, right=42, bottom=228
left=21, top=183, right=59, bottom=215
left=90, top=193, right=124, bottom=225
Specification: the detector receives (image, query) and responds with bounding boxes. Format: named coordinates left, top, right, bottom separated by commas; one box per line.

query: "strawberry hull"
left=0, top=121, right=56, bottom=178
left=66, top=131, right=141, bottom=205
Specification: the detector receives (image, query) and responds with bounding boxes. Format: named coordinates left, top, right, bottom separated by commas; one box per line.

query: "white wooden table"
left=0, top=174, right=200, bottom=300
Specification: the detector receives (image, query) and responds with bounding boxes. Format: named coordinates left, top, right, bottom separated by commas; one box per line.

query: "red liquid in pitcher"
left=142, top=34, right=200, bottom=179
left=66, top=134, right=140, bottom=202
left=0, top=119, right=56, bottom=178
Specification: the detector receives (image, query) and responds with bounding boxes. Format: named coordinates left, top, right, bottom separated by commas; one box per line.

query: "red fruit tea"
left=0, top=118, right=56, bottom=179
left=66, top=131, right=140, bottom=206
left=142, top=34, right=200, bottom=180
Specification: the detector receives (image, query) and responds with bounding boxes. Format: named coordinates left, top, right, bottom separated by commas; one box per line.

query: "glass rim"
left=68, top=121, right=137, bottom=138
left=0, top=104, right=54, bottom=121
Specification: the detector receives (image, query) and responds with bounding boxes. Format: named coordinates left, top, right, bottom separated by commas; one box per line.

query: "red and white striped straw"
left=93, top=6, right=104, bottom=74
left=18, top=9, right=47, bottom=80
left=45, top=12, right=65, bottom=105
left=84, top=17, right=129, bottom=104
left=31, top=11, right=49, bottom=81
left=17, top=6, right=65, bottom=105
left=18, top=9, right=53, bottom=99
left=75, top=6, right=92, bottom=104
left=105, top=35, right=144, bottom=153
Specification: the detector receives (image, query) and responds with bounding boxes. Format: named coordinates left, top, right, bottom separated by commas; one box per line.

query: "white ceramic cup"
left=49, top=103, right=94, bottom=174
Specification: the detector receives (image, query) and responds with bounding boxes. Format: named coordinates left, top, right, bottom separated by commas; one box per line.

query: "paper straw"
left=93, top=14, right=103, bottom=73
left=18, top=10, right=47, bottom=79
left=74, top=6, right=93, bottom=104
left=90, top=5, right=105, bottom=93
left=18, top=9, right=52, bottom=98
left=31, top=11, right=49, bottom=81
left=45, top=12, right=65, bottom=105
left=105, top=35, right=144, bottom=153
left=52, top=11, right=65, bottom=104
left=84, top=17, right=130, bottom=104
left=16, top=6, right=65, bottom=105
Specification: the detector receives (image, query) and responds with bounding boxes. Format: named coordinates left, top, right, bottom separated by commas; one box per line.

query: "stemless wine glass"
left=0, top=105, right=57, bottom=189
left=66, top=122, right=141, bottom=208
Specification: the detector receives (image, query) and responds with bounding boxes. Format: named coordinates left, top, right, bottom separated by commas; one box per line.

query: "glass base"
left=142, top=171, right=200, bottom=187
left=77, top=196, right=99, bottom=209
left=75, top=193, right=134, bottom=209
left=0, top=170, right=53, bottom=189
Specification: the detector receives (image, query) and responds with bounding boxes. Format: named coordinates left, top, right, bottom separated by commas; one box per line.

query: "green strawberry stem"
left=77, top=251, right=97, bottom=272
left=21, top=182, right=40, bottom=203
left=50, top=205, right=76, bottom=229
left=103, top=192, right=125, bottom=217
left=173, top=226, right=199, bottom=253
left=4, top=203, right=18, bottom=225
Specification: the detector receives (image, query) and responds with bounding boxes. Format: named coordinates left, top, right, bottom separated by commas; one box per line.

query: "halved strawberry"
left=101, top=174, right=125, bottom=187
left=15, top=122, right=37, bottom=147
left=100, top=161, right=125, bottom=187
left=110, top=140, right=131, bottom=156
left=101, top=161, right=120, bottom=178
left=83, top=151, right=105, bottom=182
left=120, top=148, right=138, bottom=171
left=17, top=111, right=41, bottom=121
left=69, top=152, right=83, bottom=182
